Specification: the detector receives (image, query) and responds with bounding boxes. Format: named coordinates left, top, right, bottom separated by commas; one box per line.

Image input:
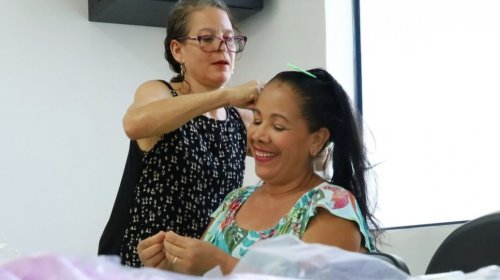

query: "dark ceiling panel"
left=88, top=0, right=264, bottom=28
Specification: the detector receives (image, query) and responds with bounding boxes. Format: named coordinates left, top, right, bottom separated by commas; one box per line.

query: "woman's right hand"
left=226, top=80, right=264, bottom=109
left=137, top=231, right=169, bottom=269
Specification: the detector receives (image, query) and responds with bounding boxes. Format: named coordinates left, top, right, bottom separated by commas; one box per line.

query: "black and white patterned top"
left=119, top=82, right=247, bottom=267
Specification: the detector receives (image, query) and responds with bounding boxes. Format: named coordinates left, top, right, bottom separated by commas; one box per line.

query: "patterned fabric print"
left=120, top=93, right=246, bottom=267
left=203, top=182, right=376, bottom=259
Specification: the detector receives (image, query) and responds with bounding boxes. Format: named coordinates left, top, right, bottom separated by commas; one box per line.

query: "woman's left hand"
left=163, top=231, right=227, bottom=275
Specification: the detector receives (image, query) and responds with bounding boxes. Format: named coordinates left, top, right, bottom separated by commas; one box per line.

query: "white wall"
left=0, top=0, right=458, bottom=277
left=0, top=0, right=167, bottom=255
left=380, top=223, right=462, bottom=276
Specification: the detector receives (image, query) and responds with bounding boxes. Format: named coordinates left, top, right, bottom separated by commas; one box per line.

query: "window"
left=358, top=0, right=500, bottom=227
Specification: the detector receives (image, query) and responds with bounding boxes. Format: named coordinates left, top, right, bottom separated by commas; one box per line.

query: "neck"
left=171, top=79, right=226, bottom=119
left=261, top=172, right=325, bottom=197
left=180, top=77, right=225, bottom=94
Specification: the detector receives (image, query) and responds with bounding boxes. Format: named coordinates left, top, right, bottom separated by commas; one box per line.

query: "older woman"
left=98, top=0, right=261, bottom=267
left=137, top=68, right=380, bottom=275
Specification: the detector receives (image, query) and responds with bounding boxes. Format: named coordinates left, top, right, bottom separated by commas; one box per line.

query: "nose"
left=217, top=38, right=229, bottom=52
left=250, top=124, right=270, bottom=143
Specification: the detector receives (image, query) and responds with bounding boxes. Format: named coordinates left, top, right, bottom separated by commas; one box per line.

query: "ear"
left=310, top=127, right=330, bottom=157
left=170, top=39, right=184, bottom=63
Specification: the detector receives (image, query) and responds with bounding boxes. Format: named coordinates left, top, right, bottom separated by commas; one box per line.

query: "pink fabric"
left=0, top=254, right=194, bottom=280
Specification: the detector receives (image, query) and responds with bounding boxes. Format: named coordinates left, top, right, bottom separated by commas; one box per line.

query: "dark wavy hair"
left=269, top=68, right=382, bottom=242
left=164, top=0, right=240, bottom=83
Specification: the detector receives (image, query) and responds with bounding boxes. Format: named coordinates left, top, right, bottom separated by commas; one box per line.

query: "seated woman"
left=137, top=68, right=380, bottom=275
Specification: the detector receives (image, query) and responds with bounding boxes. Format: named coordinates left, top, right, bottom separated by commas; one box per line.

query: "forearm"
left=124, top=89, right=228, bottom=139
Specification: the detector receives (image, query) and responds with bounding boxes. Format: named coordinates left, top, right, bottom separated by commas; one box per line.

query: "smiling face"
left=248, top=81, right=329, bottom=185
left=171, top=6, right=235, bottom=90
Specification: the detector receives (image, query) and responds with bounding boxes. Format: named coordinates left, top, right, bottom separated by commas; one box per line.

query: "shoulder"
left=311, top=183, right=358, bottom=211
left=306, top=183, right=376, bottom=251
left=304, top=183, right=364, bottom=227
left=220, top=185, right=258, bottom=209
left=211, top=185, right=257, bottom=218
left=132, top=80, right=175, bottom=106
left=224, top=185, right=257, bottom=202
left=301, top=206, right=363, bottom=251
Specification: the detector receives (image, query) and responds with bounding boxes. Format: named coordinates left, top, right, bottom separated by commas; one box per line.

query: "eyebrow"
left=196, top=27, right=234, bottom=35
left=252, top=109, right=290, bottom=123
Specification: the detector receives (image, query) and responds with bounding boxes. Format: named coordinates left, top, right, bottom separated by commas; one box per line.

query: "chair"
left=425, top=211, right=500, bottom=274
left=365, top=251, right=411, bottom=275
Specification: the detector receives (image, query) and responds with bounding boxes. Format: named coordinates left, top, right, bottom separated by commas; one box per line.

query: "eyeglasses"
left=177, top=35, right=247, bottom=53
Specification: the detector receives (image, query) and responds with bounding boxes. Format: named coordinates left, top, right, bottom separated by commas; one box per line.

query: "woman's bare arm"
left=123, top=80, right=260, bottom=150
left=301, top=208, right=363, bottom=252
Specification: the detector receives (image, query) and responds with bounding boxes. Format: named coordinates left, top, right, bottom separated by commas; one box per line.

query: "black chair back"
left=366, top=251, right=411, bottom=275
left=426, top=211, right=500, bottom=274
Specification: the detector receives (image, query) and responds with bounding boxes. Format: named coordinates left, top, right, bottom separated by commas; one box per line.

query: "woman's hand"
left=137, top=231, right=169, bottom=269
left=226, top=80, right=264, bottom=110
left=163, top=231, right=235, bottom=275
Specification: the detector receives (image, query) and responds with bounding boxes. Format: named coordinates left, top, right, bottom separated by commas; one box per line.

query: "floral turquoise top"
left=203, top=182, right=376, bottom=258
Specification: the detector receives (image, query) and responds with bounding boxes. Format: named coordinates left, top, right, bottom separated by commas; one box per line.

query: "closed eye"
left=273, top=125, right=286, bottom=131
left=198, top=35, right=216, bottom=43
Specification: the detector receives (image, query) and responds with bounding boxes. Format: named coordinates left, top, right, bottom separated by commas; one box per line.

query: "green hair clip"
left=286, top=63, right=317, bottom=78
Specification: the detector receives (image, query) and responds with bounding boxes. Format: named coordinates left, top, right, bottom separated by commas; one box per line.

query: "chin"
left=210, top=72, right=231, bottom=86
left=255, top=169, right=273, bottom=182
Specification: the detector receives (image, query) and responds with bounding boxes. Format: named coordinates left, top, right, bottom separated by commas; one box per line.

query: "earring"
left=180, top=62, right=186, bottom=79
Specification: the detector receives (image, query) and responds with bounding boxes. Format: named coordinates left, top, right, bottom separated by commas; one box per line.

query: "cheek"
left=192, top=51, right=208, bottom=62
left=246, top=125, right=256, bottom=137
left=246, top=126, right=258, bottom=143
left=274, top=133, right=297, bottom=149
left=283, top=135, right=312, bottom=157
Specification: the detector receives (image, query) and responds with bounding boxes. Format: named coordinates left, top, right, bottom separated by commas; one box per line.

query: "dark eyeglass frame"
left=176, top=35, right=248, bottom=53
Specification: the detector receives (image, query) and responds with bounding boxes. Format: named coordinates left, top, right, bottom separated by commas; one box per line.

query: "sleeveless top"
left=98, top=81, right=247, bottom=267
left=203, top=182, right=376, bottom=258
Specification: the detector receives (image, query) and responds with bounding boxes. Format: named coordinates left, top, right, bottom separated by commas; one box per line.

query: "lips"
left=253, top=147, right=277, bottom=163
left=212, top=59, right=229, bottom=65
left=254, top=150, right=275, bottom=157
